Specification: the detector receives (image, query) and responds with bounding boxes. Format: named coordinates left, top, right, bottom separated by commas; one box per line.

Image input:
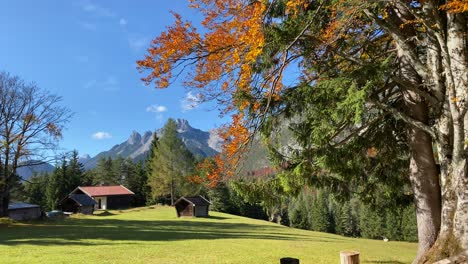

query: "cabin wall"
left=106, top=195, right=132, bottom=209
left=61, top=199, right=79, bottom=213
left=80, top=205, right=94, bottom=215
left=8, top=207, right=41, bottom=221
left=194, top=205, right=209, bottom=217
left=94, top=196, right=107, bottom=210
left=175, top=201, right=193, bottom=217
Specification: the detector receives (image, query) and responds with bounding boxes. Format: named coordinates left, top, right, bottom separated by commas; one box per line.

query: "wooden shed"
left=174, top=196, right=211, bottom=217
left=59, top=194, right=96, bottom=214
left=66, top=185, right=134, bottom=210
left=8, top=202, right=41, bottom=220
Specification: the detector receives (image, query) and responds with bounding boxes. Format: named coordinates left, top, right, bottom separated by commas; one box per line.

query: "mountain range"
left=18, top=119, right=223, bottom=179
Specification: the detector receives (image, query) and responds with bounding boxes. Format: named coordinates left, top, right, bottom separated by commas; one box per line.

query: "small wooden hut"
left=174, top=196, right=211, bottom=217
left=65, top=185, right=134, bottom=210
left=8, top=202, right=41, bottom=220
left=59, top=194, right=96, bottom=214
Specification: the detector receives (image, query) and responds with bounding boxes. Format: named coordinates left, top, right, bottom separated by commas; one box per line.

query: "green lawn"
left=0, top=206, right=416, bottom=264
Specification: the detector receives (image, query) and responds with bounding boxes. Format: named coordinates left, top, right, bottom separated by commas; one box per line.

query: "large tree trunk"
left=392, top=6, right=443, bottom=258
left=425, top=11, right=468, bottom=262
left=404, top=94, right=442, bottom=264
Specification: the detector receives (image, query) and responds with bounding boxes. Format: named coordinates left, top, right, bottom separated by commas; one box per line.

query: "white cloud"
left=181, top=91, right=202, bottom=111
left=92, top=132, right=112, bottom=140
left=119, top=18, right=127, bottom=26
left=78, top=21, right=97, bottom=31
left=128, top=36, right=149, bottom=51
left=103, top=76, right=120, bottom=91
left=83, top=77, right=119, bottom=91
left=83, top=79, right=97, bottom=89
left=146, top=104, right=168, bottom=113
left=78, top=1, right=115, bottom=17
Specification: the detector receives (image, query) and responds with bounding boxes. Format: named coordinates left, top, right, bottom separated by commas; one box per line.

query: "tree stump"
left=340, top=251, right=360, bottom=264
left=280, top=257, right=299, bottom=264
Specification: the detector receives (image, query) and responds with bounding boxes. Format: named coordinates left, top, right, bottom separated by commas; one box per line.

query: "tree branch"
left=368, top=98, right=437, bottom=139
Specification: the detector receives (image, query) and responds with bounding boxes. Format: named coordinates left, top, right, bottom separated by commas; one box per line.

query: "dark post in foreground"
left=340, top=251, right=360, bottom=264
left=280, top=257, right=299, bottom=264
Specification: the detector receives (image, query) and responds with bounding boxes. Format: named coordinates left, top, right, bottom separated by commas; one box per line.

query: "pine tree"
left=23, top=173, right=49, bottom=209
left=46, top=158, right=68, bottom=210
left=310, top=191, right=331, bottom=232
left=359, top=205, right=385, bottom=239
left=93, top=157, right=117, bottom=185
left=147, top=119, right=195, bottom=205
left=126, top=161, right=149, bottom=206
left=66, top=150, right=84, bottom=191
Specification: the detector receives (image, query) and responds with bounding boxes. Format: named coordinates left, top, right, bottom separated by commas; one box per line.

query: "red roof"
left=78, top=185, right=134, bottom=197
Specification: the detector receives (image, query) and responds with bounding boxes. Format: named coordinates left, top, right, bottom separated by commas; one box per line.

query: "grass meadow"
left=0, top=206, right=416, bottom=264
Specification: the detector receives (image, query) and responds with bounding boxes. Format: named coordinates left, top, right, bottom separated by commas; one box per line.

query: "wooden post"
left=280, top=257, right=299, bottom=264
left=340, top=251, right=359, bottom=264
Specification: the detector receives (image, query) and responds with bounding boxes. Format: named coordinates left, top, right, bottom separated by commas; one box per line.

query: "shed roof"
left=175, top=196, right=211, bottom=206
left=8, top=202, right=40, bottom=210
left=69, top=194, right=97, bottom=206
left=78, top=185, right=134, bottom=197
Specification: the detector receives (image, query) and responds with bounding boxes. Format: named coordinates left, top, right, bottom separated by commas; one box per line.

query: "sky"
left=0, top=1, right=228, bottom=157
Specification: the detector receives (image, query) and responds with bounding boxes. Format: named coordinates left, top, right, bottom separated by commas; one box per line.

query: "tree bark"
left=426, top=11, right=468, bottom=262
left=0, top=191, right=9, bottom=217
left=391, top=9, right=443, bottom=259
left=404, top=94, right=442, bottom=264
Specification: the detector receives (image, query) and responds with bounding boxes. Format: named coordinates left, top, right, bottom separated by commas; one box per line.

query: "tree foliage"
left=0, top=72, right=71, bottom=216
left=146, top=119, right=196, bottom=204
left=139, top=0, right=468, bottom=261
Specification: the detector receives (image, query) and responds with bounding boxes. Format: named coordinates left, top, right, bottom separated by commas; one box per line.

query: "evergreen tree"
left=359, top=205, right=385, bottom=240
left=334, top=201, right=359, bottom=237
left=93, top=157, right=118, bottom=185
left=384, top=208, right=404, bottom=241
left=288, top=189, right=312, bottom=230
left=126, top=161, right=149, bottom=206
left=310, top=191, right=331, bottom=232
left=46, top=158, right=68, bottom=210
left=66, top=150, right=84, bottom=190
left=207, top=183, right=232, bottom=213
left=23, top=173, right=49, bottom=209
left=112, top=156, right=127, bottom=184
left=147, top=119, right=196, bottom=205
left=401, top=205, right=418, bottom=242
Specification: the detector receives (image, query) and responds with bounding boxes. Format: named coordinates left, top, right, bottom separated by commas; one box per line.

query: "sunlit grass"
left=0, top=206, right=416, bottom=264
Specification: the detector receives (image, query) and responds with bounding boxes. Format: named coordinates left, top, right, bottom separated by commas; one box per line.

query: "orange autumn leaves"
left=138, top=12, right=200, bottom=88
left=440, top=0, right=468, bottom=13
left=137, top=0, right=266, bottom=186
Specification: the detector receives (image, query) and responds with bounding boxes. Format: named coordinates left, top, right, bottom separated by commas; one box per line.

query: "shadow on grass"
left=94, top=211, right=116, bottom=217
left=204, top=215, right=230, bottom=220
left=366, top=261, right=406, bottom=264
left=0, top=216, right=347, bottom=246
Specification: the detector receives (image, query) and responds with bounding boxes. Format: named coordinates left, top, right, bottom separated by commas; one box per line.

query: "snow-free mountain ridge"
left=81, top=119, right=222, bottom=170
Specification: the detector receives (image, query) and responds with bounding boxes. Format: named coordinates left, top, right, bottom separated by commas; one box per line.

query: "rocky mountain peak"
left=176, top=118, right=192, bottom=133
left=127, top=131, right=142, bottom=145
left=142, top=131, right=153, bottom=141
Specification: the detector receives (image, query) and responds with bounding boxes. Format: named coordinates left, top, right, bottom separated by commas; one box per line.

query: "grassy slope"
left=0, top=206, right=416, bottom=264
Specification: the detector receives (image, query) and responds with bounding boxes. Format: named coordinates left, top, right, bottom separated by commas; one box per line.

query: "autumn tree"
left=138, top=0, right=468, bottom=262
left=0, top=72, right=70, bottom=217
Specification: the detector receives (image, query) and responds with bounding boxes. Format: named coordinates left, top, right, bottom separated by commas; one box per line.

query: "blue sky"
left=0, top=1, right=227, bottom=157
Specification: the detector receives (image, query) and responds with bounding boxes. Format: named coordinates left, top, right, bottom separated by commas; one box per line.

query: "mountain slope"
left=16, top=161, right=55, bottom=180
left=82, top=119, right=221, bottom=170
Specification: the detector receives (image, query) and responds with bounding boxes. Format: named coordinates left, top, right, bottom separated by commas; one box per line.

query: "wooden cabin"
left=8, top=202, right=41, bottom=220
left=65, top=185, right=134, bottom=210
left=174, top=196, right=211, bottom=217
left=59, top=194, right=96, bottom=214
